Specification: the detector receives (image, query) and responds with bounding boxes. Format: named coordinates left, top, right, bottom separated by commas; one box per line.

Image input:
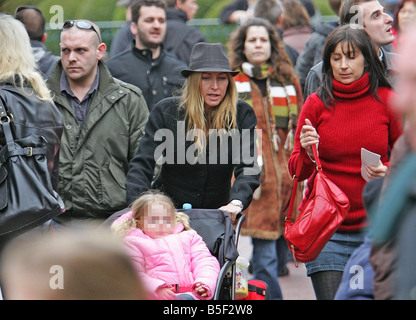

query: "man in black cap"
left=106, top=0, right=186, bottom=111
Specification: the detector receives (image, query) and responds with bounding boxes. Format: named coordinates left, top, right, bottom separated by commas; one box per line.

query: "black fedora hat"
left=181, top=42, right=239, bottom=78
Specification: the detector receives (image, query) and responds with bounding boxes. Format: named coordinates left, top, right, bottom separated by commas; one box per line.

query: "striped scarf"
left=234, top=63, right=298, bottom=130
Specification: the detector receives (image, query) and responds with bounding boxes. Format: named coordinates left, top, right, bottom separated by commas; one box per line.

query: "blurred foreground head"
left=390, top=22, right=416, bottom=150
left=0, top=223, right=146, bottom=300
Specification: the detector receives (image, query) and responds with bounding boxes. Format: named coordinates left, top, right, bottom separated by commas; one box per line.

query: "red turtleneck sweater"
left=288, top=73, right=402, bottom=232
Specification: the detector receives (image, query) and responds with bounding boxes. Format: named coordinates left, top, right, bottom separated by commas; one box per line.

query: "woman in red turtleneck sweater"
left=288, top=25, right=402, bottom=300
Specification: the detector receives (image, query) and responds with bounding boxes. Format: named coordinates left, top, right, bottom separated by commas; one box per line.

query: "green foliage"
left=201, top=0, right=335, bottom=17
left=0, top=0, right=335, bottom=56
left=72, top=0, right=117, bottom=20
left=194, top=0, right=214, bottom=18
left=195, top=0, right=231, bottom=19
left=312, top=0, right=334, bottom=15
left=0, top=0, right=336, bottom=21
left=0, top=0, right=120, bottom=20
left=202, top=0, right=232, bottom=18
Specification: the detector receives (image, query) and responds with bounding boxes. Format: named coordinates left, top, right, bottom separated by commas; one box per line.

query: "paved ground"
left=237, top=235, right=316, bottom=300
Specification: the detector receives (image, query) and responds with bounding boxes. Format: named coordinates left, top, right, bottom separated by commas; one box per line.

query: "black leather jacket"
left=0, top=81, right=63, bottom=190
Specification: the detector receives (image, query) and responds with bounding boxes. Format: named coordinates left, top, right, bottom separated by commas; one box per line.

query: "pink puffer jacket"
left=118, top=214, right=220, bottom=300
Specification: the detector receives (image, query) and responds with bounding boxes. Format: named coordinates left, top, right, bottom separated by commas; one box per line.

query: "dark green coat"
left=47, top=61, right=149, bottom=222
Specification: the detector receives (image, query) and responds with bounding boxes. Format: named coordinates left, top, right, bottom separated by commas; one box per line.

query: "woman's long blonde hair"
left=0, top=14, right=52, bottom=101
left=112, top=190, right=192, bottom=237
left=179, top=72, right=238, bottom=151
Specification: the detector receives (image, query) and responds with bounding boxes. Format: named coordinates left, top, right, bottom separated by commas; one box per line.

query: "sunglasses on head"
left=62, top=20, right=101, bottom=42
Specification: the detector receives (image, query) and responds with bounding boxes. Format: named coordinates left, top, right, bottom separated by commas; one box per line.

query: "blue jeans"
left=251, top=238, right=283, bottom=300
left=175, top=293, right=195, bottom=300
left=334, top=236, right=374, bottom=300
left=305, top=231, right=365, bottom=276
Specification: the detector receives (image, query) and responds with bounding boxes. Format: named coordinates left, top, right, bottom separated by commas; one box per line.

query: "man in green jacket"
left=47, top=20, right=149, bottom=223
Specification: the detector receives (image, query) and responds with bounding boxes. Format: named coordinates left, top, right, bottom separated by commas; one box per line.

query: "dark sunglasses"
left=62, top=20, right=101, bottom=42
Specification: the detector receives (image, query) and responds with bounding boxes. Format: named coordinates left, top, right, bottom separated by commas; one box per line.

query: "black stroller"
left=102, top=208, right=245, bottom=300
left=178, top=208, right=245, bottom=300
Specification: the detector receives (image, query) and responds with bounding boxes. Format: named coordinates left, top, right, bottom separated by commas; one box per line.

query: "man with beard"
left=106, top=0, right=186, bottom=111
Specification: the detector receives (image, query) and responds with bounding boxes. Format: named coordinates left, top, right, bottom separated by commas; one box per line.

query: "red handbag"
left=284, top=144, right=350, bottom=265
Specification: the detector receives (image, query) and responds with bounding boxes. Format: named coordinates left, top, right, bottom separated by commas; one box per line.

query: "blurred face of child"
left=141, top=203, right=175, bottom=239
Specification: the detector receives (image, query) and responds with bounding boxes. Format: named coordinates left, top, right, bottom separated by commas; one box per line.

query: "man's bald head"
left=15, top=7, right=45, bottom=41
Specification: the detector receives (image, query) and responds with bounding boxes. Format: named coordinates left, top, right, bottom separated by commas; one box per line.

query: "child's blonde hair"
left=112, top=190, right=192, bottom=237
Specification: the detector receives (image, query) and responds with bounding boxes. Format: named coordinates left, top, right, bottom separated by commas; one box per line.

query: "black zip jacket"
left=106, top=43, right=186, bottom=111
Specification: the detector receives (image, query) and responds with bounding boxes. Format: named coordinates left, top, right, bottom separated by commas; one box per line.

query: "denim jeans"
left=305, top=231, right=365, bottom=276
left=175, top=293, right=195, bottom=300
left=276, top=235, right=291, bottom=272
left=334, top=236, right=374, bottom=300
left=251, top=238, right=283, bottom=300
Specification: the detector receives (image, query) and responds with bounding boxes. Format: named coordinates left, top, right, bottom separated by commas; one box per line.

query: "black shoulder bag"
left=0, top=98, right=64, bottom=240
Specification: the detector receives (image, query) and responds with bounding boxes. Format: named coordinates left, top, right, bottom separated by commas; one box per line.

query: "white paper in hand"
left=361, top=148, right=381, bottom=181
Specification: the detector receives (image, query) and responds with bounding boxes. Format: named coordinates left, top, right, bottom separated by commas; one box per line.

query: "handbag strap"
left=0, top=103, right=15, bottom=147
left=0, top=99, right=46, bottom=164
left=286, top=144, right=319, bottom=222
left=312, top=144, right=321, bottom=170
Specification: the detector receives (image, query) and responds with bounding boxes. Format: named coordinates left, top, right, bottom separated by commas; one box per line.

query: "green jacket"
left=47, top=61, right=149, bottom=222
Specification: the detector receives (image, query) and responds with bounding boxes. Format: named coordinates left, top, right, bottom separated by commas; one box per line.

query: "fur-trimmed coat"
left=237, top=75, right=303, bottom=239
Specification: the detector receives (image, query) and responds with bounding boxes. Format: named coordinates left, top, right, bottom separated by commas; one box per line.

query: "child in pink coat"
left=112, top=190, right=220, bottom=300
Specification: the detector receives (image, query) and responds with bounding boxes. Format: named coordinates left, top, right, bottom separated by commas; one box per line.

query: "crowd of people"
left=0, top=0, right=415, bottom=301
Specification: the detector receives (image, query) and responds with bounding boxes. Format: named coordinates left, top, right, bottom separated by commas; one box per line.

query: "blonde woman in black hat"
left=126, top=42, right=260, bottom=223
